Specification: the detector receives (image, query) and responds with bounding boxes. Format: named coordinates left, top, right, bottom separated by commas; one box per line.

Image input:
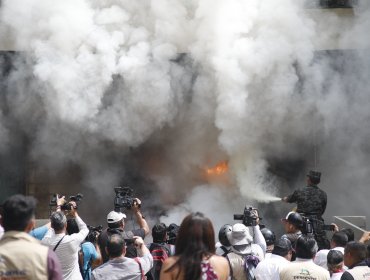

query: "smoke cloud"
left=0, top=0, right=370, bottom=235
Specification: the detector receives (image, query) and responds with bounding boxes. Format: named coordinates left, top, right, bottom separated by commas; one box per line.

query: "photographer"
left=67, top=220, right=102, bottom=280
left=98, top=197, right=149, bottom=263
left=41, top=199, right=89, bottom=280
left=92, top=234, right=153, bottom=280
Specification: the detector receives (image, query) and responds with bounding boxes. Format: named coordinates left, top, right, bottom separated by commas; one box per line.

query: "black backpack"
left=146, top=243, right=171, bottom=280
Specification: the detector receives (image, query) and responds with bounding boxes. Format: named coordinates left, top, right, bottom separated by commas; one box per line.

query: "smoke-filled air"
left=0, top=0, right=370, bottom=231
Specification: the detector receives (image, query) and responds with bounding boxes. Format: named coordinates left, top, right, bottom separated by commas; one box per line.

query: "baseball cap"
left=281, top=211, right=303, bottom=228
left=107, top=211, right=126, bottom=223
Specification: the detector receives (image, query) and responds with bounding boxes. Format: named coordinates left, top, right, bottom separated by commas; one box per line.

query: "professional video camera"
left=86, top=225, right=103, bottom=244
left=49, top=193, right=84, bottom=211
left=234, top=206, right=259, bottom=227
left=114, top=186, right=137, bottom=211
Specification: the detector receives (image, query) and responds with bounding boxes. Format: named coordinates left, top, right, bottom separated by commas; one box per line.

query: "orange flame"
left=205, top=161, right=229, bottom=176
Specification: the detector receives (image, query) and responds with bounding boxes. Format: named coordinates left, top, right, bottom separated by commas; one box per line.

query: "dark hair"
left=152, top=223, right=167, bottom=243
left=340, top=228, right=355, bottom=242
left=331, top=231, right=348, bottom=247
left=2, top=194, right=37, bottom=231
left=272, top=238, right=292, bottom=257
left=50, top=211, right=67, bottom=232
left=66, top=218, right=79, bottom=235
left=327, top=249, right=343, bottom=274
left=107, top=234, right=125, bottom=258
left=345, top=241, right=367, bottom=263
left=327, top=249, right=343, bottom=268
left=168, top=212, right=215, bottom=280
left=108, top=221, right=123, bottom=229
left=295, top=235, right=318, bottom=259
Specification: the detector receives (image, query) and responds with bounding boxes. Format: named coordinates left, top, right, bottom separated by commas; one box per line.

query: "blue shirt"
left=81, top=242, right=99, bottom=280
left=29, top=225, right=49, bottom=240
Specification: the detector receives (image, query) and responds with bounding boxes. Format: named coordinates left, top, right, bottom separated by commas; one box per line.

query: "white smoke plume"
left=0, top=0, right=370, bottom=234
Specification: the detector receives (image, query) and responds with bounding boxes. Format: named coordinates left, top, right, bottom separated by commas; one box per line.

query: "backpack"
left=226, top=252, right=260, bottom=280
left=78, top=242, right=93, bottom=280
left=146, top=243, right=171, bottom=280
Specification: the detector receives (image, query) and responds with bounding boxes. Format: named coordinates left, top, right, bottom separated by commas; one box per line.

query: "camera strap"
left=134, top=257, right=145, bottom=280
left=53, top=235, right=65, bottom=251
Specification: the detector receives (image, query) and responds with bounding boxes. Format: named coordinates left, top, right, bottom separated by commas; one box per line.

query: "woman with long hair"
left=160, top=212, right=230, bottom=280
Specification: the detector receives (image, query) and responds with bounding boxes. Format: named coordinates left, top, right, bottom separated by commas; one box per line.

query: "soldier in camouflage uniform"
left=282, top=170, right=330, bottom=250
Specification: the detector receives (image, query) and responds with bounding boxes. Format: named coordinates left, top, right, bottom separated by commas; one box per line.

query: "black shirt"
left=286, top=185, right=327, bottom=217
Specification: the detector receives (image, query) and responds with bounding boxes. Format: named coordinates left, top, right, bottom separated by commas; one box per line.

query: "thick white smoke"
left=1, top=0, right=370, bottom=233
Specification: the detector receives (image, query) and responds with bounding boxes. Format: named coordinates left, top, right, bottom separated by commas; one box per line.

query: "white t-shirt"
left=42, top=215, right=89, bottom=280
left=255, top=254, right=290, bottom=280
left=314, top=247, right=345, bottom=269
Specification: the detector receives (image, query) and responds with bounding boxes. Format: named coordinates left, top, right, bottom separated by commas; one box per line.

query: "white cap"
left=107, top=211, right=126, bottom=223
left=229, top=223, right=254, bottom=255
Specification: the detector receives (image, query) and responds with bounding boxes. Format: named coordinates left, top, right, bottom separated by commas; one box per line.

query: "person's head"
left=306, top=170, right=321, bottom=185
left=340, top=228, right=355, bottom=242
left=327, top=249, right=344, bottom=274
left=218, top=224, right=232, bottom=247
left=107, top=211, right=126, bottom=229
left=261, top=227, right=276, bottom=246
left=272, top=238, right=293, bottom=261
left=152, top=222, right=167, bottom=243
left=282, top=212, right=303, bottom=233
left=66, top=218, right=79, bottom=235
left=331, top=231, right=348, bottom=248
left=295, top=235, right=318, bottom=259
left=167, top=223, right=179, bottom=245
left=175, top=212, right=215, bottom=255
left=173, top=212, right=215, bottom=280
left=343, top=241, right=367, bottom=267
left=50, top=211, right=67, bottom=233
left=1, top=194, right=37, bottom=232
left=107, top=233, right=126, bottom=258
left=229, top=223, right=254, bottom=255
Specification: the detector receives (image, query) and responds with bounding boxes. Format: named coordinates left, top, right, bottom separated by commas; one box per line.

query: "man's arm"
left=282, top=190, right=298, bottom=203
left=134, top=236, right=153, bottom=274
left=68, top=201, right=89, bottom=244
left=132, top=198, right=149, bottom=236
left=251, top=225, right=267, bottom=254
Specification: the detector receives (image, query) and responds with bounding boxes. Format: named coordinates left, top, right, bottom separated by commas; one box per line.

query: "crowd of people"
left=0, top=170, right=370, bottom=280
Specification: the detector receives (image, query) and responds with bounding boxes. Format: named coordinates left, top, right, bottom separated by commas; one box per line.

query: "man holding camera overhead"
left=41, top=195, right=89, bottom=280
left=98, top=197, right=150, bottom=263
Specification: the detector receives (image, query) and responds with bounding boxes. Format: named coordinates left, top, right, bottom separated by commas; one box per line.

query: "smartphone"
left=323, top=224, right=335, bottom=231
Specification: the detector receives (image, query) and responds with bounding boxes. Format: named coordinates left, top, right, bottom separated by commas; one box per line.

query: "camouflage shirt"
left=286, top=185, right=327, bottom=217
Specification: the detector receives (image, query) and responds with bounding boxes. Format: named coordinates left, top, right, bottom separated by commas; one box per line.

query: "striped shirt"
left=42, top=215, right=89, bottom=280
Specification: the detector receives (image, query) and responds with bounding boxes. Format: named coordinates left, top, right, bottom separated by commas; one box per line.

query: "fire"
left=205, top=161, right=229, bottom=176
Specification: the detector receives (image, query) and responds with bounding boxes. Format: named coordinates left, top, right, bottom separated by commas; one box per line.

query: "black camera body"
left=234, top=206, right=258, bottom=227
left=87, top=225, right=103, bottom=244
left=49, top=193, right=83, bottom=211
left=114, top=187, right=136, bottom=211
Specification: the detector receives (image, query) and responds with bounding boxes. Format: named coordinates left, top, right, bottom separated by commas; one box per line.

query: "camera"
left=234, top=206, right=259, bottom=227
left=49, top=193, right=83, bottom=211
left=86, top=225, right=103, bottom=244
left=114, top=186, right=136, bottom=211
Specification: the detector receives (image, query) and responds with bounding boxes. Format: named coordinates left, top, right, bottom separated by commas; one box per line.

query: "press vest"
left=346, top=264, right=370, bottom=279
left=0, top=231, right=49, bottom=280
